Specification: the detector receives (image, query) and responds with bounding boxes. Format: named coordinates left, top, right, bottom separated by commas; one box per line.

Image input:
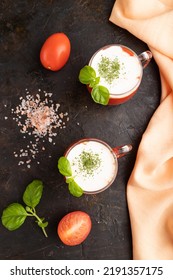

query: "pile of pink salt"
left=11, top=88, right=69, bottom=168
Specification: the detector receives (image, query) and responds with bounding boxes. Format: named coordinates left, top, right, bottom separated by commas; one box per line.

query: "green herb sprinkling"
left=98, top=56, right=121, bottom=84
left=77, top=151, right=101, bottom=177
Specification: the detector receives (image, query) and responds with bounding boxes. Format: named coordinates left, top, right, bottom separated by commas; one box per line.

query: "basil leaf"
left=58, top=156, right=72, bottom=176
left=66, top=177, right=74, bottom=183
left=91, top=85, right=109, bottom=105
left=23, top=180, right=43, bottom=208
left=68, top=180, right=83, bottom=197
left=25, top=206, right=32, bottom=213
left=37, top=221, right=48, bottom=228
left=1, top=203, right=27, bottom=231
left=79, top=65, right=97, bottom=85
left=89, top=76, right=100, bottom=88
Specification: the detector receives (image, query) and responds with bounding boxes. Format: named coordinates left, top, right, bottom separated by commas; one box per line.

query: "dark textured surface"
left=0, top=0, right=160, bottom=260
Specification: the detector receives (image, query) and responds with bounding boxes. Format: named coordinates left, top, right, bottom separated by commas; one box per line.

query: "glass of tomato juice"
left=64, top=138, right=132, bottom=194
left=88, top=44, right=152, bottom=105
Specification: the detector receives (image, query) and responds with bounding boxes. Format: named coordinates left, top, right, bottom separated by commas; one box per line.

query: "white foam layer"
left=90, top=45, right=142, bottom=96
left=66, top=140, right=117, bottom=193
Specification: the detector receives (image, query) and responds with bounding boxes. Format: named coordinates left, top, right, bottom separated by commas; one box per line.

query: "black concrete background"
left=0, top=0, right=160, bottom=259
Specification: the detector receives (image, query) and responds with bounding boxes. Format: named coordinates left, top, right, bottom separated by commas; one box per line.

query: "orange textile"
left=110, top=0, right=173, bottom=259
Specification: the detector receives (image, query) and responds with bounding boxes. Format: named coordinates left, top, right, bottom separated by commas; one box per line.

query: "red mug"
left=88, top=44, right=152, bottom=105
left=64, top=138, right=132, bottom=194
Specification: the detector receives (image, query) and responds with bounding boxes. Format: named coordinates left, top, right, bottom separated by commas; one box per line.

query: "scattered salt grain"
left=18, top=161, right=24, bottom=165
left=12, top=88, right=69, bottom=168
left=59, top=113, right=64, bottom=119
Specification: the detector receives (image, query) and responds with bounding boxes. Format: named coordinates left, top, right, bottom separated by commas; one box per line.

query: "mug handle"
left=138, top=51, right=152, bottom=69
left=112, top=144, right=132, bottom=158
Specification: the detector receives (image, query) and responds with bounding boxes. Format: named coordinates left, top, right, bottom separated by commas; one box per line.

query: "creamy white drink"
left=89, top=45, right=142, bottom=102
left=65, top=139, right=117, bottom=193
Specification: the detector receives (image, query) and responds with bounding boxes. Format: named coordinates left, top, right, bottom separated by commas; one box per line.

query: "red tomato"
left=57, top=211, right=92, bottom=246
left=40, top=33, right=71, bottom=71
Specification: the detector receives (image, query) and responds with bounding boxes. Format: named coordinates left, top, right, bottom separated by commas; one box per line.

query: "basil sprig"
left=57, top=156, right=83, bottom=197
left=79, top=65, right=109, bottom=105
left=1, top=180, right=48, bottom=237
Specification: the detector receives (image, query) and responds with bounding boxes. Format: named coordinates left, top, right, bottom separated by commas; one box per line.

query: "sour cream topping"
left=90, top=45, right=142, bottom=95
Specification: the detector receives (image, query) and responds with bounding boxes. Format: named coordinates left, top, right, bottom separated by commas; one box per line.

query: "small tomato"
left=40, top=33, right=71, bottom=71
left=57, top=211, right=92, bottom=246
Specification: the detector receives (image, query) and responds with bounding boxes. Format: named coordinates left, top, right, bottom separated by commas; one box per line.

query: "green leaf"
left=91, top=85, right=109, bottom=105
left=68, top=180, right=83, bottom=197
left=66, top=177, right=74, bottom=183
left=79, top=65, right=98, bottom=85
left=23, top=180, right=43, bottom=208
left=25, top=206, right=32, bottom=213
left=58, top=156, right=72, bottom=177
left=89, top=76, right=100, bottom=88
left=1, top=203, right=28, bottom=231
left=37, top=221, right=48, bottom=228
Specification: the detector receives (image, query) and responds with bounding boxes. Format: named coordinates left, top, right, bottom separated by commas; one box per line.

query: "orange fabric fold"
left=110, top=0, right=173, bottom=259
